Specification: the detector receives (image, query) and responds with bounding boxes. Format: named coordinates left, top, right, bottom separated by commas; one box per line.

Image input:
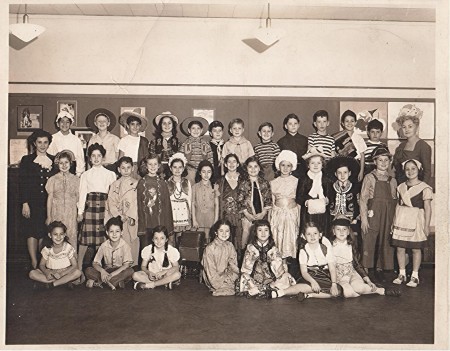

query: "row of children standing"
left=21, top=105, right=432, bottom=291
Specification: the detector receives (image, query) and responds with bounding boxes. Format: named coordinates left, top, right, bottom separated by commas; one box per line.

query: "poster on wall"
left=387, top=102, right=435, bottom=139
left=120, top=107, right=146, bottom=138
left=9, top=139, right=28, bottom=166
left=17, top=105, right=43, bottom=131
left=57, top=100, right=79, bottom=127
left=74, top=131, right=94, bottom=150
left=192, top=109, right=215, bottom=124
left=339, top=101, right=388, bottom=139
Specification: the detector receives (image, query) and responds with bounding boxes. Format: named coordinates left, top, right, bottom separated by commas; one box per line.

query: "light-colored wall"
left=9, top=15, right=435, bottom=98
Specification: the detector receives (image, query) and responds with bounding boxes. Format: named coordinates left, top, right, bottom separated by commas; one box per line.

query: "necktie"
left=252, top=181, right=262, bottom=214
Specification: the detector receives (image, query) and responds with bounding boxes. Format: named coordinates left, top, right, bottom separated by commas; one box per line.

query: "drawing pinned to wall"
left=387, top=102, right=435, bottom=139
left=339, top=101, right=388, bottom=139
left=9, top=139, right=29, bottom=165
left=57, top=100, right=78, bottom=126
left=192, top=109, right=215, bottom=124
left=75, top=131, right=94, bottom=150
left=17, top=105, right=43, bottom=131
left=120, top=107, right=146, bottom=138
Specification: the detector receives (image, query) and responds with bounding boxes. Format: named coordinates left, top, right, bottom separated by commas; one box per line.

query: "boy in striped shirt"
left=253, top=122, right=280, bottom=181
left=364, top=119, right=387, bottom=175
left=308, top=110, right=336, bottom=160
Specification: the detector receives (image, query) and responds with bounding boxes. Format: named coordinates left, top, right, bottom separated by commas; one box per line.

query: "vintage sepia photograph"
left=2, top=0, right=449, bottom=350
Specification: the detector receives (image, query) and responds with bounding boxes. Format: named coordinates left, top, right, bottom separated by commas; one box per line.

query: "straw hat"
left=302, top=146, right=327, bottom=160
left=85, top=108, right=116, bottom=131
left=180, top=116, right=209, bottom=136
left=153, top=111, right=179, bottom=127
left=54, top=149, right=76, bottom=164
left=119, top=108, right=148, bottom=131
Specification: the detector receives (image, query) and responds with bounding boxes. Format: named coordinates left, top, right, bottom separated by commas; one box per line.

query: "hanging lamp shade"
left=254, top=3, right=284, bottom=46
left=10, top=7, right=46, bottom=43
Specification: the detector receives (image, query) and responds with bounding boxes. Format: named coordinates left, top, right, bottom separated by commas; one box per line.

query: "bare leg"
left=53, top=269, right=82, bottom=286
left=396, top=247, right=406, bottom=270
left=27, top=237, right=39, bottom=269
left=412, top=249, right=422, bottom=273
left=153, top=271, right=182, bottom=287
left=29, top=269, right=54, bottom=283
left=77, top=245, right=88, bottom=271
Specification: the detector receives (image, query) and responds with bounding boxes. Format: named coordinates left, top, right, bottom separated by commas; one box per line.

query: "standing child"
left=132, top=226, right=181, bottom=290
left=179, top=116, right=214, bottom=185
left=149, top=111, right=180, bottom=179
left=208, top=120, right=225, bottom=180
left=45, top=150, right=79, bottom=252
left=308, top=110, right=336, bottom=160
left=105, top=156, right=139, bottom=265
left=331, top=216, right=401, bottom=298
left=296, top=147, right=332, bottom=238
left=216, top=153, right=243, bottom=252
left=360, top=146, right=397, bottom=282
left=277, top=113, right=308, bottom=177
left=167, top=153, right=192, bottom=244
left=29, top=221, right=82, bottom=289
left=236, top=219, right=296, bottom=299
left=391, top=159, right=433, bottom=288
left=201, top=219, right=240, bottom=296
left=137, top=154, right=173, bottom=253
left=270, top=150, right=300, bottom=263
left=364, top=119, right=387, bottom=175
left=47, top=109, right=85, bottom=176
left=85, top=216, right=134, bottom=289
left=118, top=108, right=150, bottom=180
left=222, top=118, right=254, bottom=165
left=253, top=122, right=280, bottom=181
left=270, top=222, right=341, bottom=300
left=333, top=110, right=367, bottom=182
left=191, top=160, right=220, bottom=244
left=237, top=156, right=272, bottom=251
left=86, top=109, right=120, bottom=172
left=77, top=143, right=117, bottom=281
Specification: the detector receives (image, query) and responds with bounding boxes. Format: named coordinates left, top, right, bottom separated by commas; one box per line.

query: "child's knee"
left=73, top=269, right=82, bottom=278
left=29, top=270, right=38, bottom=280
left=173, top=271, right=182, bottom=281
left=132, top=271, right=142, bottom=280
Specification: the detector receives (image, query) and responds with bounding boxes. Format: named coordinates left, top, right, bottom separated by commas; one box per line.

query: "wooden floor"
left=5, top=264, right=434, bottom=346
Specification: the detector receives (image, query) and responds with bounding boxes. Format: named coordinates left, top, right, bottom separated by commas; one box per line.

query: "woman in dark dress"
left=19, top=130, right=57, bottom=269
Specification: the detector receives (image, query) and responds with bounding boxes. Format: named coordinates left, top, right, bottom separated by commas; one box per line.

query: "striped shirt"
left=308, top=132, right=336, bottom=159
left=364, top=140, right=386, bottom=166
left=254, top=141, right=280, bottom=166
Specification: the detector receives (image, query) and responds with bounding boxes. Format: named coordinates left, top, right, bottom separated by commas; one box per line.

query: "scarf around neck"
left=308, top=170, right=324, bottom=199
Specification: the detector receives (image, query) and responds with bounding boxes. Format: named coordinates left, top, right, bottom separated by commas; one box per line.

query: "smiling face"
left=170, top=160, right=185, bottom=177
left=189, top=124, right=203, bottom=138
left=230, top=123, right=244, bottom=138
left=161, top=117, right=174, bottom=134
left=90, top=150, right=103, bottom=167
left=58, top=157, right=71, bottom=174
left=34, top=136, right=50, bottom=155
left=314, top=116, right=329, bottom=134
left=94, top=115, right=110, bottom=132
left=216, top=224, right=231, bottom=242
left=279, top=160, right=293, bottom=176
left=118, top=161, right=133, bottom=178
left=258, top=126, right=273, bottom=142
left=246, top=161, right=260, bottom=178
left=304, top=226, right=321, bottom=245
left=146, top=158, right=159, bottom=176
left=107, top=224, right=122, bottom=243
left=285, top=118, right=299, bottom=135
left=153, top=231, right=168, bottom=249
left=404, top=161, right=419, bottom=181
left=256, top=225, right=270, bottom=244
left=200, top=165, right=213, bottom=181
left=57, top=117, right=72, bottom=134
left=335, top=166, right=350, bottom=184
left=210, top=126, right=223, bottom=141
left=226, top=156, right=239, bottom=172
left=128, top=120, right=141, bottom=136
left=49, top=227, right=66, bottom=247
left=308, top=156, right=323, bottom=173
left=374, top=155, right=390, bottom=172
left=401, top=119, right=419, bottom=139
left=333, top=225, right=350, bottom=243
left=342, top=115, right=356, bottom=132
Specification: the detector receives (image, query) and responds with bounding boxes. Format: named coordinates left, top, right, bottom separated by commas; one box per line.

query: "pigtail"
left=162, top=241, right=170, bottom=268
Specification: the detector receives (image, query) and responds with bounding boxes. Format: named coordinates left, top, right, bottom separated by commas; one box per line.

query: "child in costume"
left=208, top=120, right=225, bottom=180
left=253, top=122, right=280, bottom=181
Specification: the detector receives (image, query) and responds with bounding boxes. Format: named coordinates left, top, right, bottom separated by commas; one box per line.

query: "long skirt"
left=270, top=205, right=300, bottom=259
left=79, top=192, right=108, bottom=247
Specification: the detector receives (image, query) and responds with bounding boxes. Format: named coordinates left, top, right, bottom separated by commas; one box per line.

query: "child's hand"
left=361, top=220, right=369, bottom=235
left=129, top=218, right=135, bottom=226
left=364, top=277, right=377, bottom=291
left=77, top=214, right=84, bottom=223
left=22, top=203, right=30, bottom=218
left=358, top=171, right=364, bottom=182
left=51, top=272, right=61, bottom=280
left=192, top=220, right=199, bottom=230
left=120, top=215, right=128, bottom=223
left=148, top=272, right=157, bottom=281
left=244, top=212, right=255, bottom=222
left=330, top=283, right=340, bottom=297
left=254, top=212, right=265, bottom=220
left=424, top=226, right=430, bottom=237
left=310, top=281, right=321, bottom=293
left=100, top=270, right=111, bottom=283
left=45, top=272, right=55, bottom=281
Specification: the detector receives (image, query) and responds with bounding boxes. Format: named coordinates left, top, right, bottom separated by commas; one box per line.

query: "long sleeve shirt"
left=48, top=131, right=86, bottom=176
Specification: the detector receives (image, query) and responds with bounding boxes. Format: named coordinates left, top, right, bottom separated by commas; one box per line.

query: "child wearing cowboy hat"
left=118, top=108, right=150, bottom=180
left=86, top=108, right=120, bottom=172
left=47, top=109, right=85, bottom=177
left=360, top=146, right=397, bottom=283
left=179, top=116, right=214, bottom=185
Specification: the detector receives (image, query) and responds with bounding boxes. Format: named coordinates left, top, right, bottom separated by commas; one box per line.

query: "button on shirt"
left=93, top=238, right=133, bottom=268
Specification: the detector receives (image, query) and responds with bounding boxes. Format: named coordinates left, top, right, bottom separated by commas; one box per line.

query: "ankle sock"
left=399, top=269, right=406, bottom=276
left=411, top=271, right=419, bottom=279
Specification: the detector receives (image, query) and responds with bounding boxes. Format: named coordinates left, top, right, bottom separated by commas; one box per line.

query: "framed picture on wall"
left=192, top=108, right=215, bottom=124
left=387, top=102, right=435, bottom=139
left=339, top=101, right=388, bottom=139
left=119, top=107, right=146, bottom=137
left=74, top=130, right=94, bottom=150
left=57, top=100, right=79, bottom=127
left=17, top=105, right=43, bottom=131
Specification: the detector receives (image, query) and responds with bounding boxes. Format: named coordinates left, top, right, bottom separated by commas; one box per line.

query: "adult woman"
left=19, top=130, right=58, bottom=269
left=149, top=111, right=180, bottom=179
left=392, top=105, right=432, bottom=187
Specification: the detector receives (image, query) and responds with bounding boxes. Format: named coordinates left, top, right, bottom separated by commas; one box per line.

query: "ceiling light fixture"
left=254, top=3, right=284, bottom=47
left=10, top=4, right=46, bottom=43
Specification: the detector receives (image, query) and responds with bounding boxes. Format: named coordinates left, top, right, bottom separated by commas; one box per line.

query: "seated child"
left=132, top=226, right=181, bottom=290
left=253, top=122, right=280, bottom=181
left=270, top=222, right=342, bottom=301
left=331, top=215, right=401, bottom=298
left=85, top=216, right=134, bottom=290
left=201, top=219, right=240, bottom=296
left=29, top=221, right=82, bottom=289
left=236, top=219, right=296, bottom=299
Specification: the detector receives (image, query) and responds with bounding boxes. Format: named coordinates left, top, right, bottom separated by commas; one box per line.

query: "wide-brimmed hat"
left=371, top=145, right=392, bottom=160
left=275, top=150, right=297, bottom=171
left=302, top=146, right=327, bottom=161
left=180, top=116, right=209, bottom=136
left=85, top=108, right=116, bottom=131
left=331, top=214, right=351, bottom=227
left=154, top=111, right=179, bottom=127
left=54, top=149, right=76, bottom=164
left=55, top=109, right=75, bottom=123
left=325, top=155, right=360, bottom=181
left=119, top=108, right=148, bottom=131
